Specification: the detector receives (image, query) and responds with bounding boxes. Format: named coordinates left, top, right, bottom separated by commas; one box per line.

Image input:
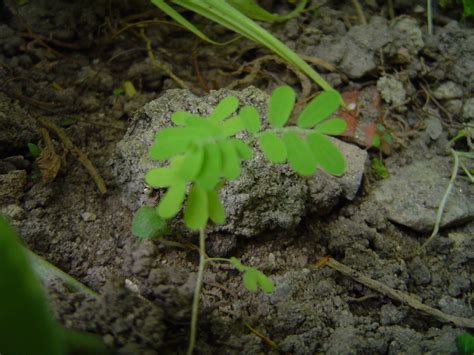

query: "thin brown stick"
left=317, top=257, right=474, bottom=329
left=37, top=117, right=107, bottom=195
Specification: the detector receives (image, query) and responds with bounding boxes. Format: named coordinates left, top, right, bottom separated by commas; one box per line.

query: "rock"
left=438, top=296, right=473, bottom=317
left=380, top=304, right=406, bottom=325
left=377, top=75, right=406, bottom=107
left=81, top=212, right=97, bottom=222
left=425, top=116, right=443, bottom=141
left=448, top=273, right=471, bottom=297
left=389, top=17, right=424, bottom=56
left=372, top=156, right=474, bottom=232
left=462, top=98, right=474, bottom=121
left=408, top=257, right=431, bottom=286
left=433, top=81, right=464, bottom=100
left=111, top=87, right=367, bottom=238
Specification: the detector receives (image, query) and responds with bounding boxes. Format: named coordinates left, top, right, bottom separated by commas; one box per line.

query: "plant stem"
left=187, top=226, right=207, bottom=355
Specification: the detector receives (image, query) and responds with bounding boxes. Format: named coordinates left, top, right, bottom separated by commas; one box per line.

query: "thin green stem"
left=187, top=226, right=207, bottom=355
left=418, top=148, right=459, bottom=253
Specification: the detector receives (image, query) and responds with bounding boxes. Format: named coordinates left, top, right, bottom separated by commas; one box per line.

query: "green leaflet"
left=219, top=140, right=240, bottom=180
left=157, top=181, right=187, bottom=218
left=132, top=206, right=169, bottom=239
left=221, top=116, right=244, bottom=137
left=145, top=167, right=176, bottom=188
left=207, top=189, right=225, bottom=224
left=228, top=257, right=246, bottom=272
left=258, top=131, right=287, bottom=163
left=196, top=143, right=222, bottom=189
left=314, top=118, right=347, bottom=135
left=297, top=90, right=341, bottom=129
left=232, top=139, right=253, bottom=160
left=307, top=133, right=345, bottom=176
left=239, top=106, right=260, bottom=133
left=178, top=144, right=204, bottom=180
left=282, top=131, right=316, bottom=176
left=268, top=85, right=295, bottom=128
left=209, top=96, right=239, bottom=122
left=184, top=184, right=209, bottom=229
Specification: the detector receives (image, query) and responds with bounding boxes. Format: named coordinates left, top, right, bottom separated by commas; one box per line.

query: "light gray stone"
left=110, top=87, right=367, bottom=238
left=377, top=75, right=406, bottom=107
left=433, top=81, right=464, bottom=100
left=372, top=156, right=474, bottom=232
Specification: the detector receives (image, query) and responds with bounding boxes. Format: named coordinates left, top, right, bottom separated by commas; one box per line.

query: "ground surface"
left=0, top=0, right=473, bottom=354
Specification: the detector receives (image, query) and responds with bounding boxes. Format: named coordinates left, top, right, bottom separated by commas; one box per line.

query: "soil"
left=0, top=0, right=473, bottom=354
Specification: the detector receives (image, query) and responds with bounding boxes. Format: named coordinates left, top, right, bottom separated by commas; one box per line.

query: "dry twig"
left=316, top=257, right=474, bottom=329
left=37, top=117, right=107, bottom=195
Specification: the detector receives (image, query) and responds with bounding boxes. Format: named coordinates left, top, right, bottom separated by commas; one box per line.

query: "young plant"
left=132, top=85, right=346, bottom=354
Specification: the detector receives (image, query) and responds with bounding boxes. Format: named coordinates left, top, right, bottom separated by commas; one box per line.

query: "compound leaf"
left=307, top=133, right=345, bottom=176
left=196, top=143, right=221, bottom=189
left=157, top=181, right=187, bottom=218
left=219, top=140, right=240, bottom=180
left=145, top=167, right=176, bottom=188
left=297, top=90, right=341, bottom=128
left=282, top=131, right=316, bottom=176
left=209, top=95, right=239, bottom=122
left=232, top=139, right=253, bottom=160
left=258, top=131, right=287, bottom=163
left=239, top=106, right=261, bottom=133
left=314, top=118, right=347, bottom=135
left=268, top=85, right=295, bottom=128
left=207, top=189, right=225, bottom=224
left=132, top=206, right=169, bottom=239
left=178, top=144, right=204, bottom=180
left=221, top=116, right=244, bottom=137
left=184, top=184, right=208, bottom=229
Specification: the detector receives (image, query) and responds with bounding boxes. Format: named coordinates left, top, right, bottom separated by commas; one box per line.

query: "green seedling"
left=27, top=142, right=40, bottom=157
left=150, top=0, right=333, bottom=91
left=132, top=85, right=346, bottom=354
left=371, top=123, right=392, bottom=150
left=370, top=157, right=389, bottom=179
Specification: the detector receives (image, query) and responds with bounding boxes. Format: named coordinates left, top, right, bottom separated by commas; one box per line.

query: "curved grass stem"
left=187, top=226, right=207, bottom=355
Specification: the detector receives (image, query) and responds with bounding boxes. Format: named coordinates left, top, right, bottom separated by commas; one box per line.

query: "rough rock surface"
left=372, top=156, right=474, bottom=232
left=111, top=87, right=367, bottom=238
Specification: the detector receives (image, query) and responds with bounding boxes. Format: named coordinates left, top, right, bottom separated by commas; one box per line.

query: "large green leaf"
left=314, top=118, right=347, bottom=136
left=239, top=106, right=260, bottom=134
left=209, top=95, right=239, bottom=122
left=456, top=332, right=474, bottom=355
left=157, top=182, right=187, bottom=218
left=267, top=85, right=295, bottom=128
left=196, top=143, right=222, bottom=189
left=207, top=189, right=225, bottom=224
left=228, top=0, right=307, bottom=22
left=282, top=131, right=316, bottom=176
left=164, top=0, right=333, bottom=91
left=219, top=140, right=240, bottom=180
left=258, top=131, right=287, bottom=163
left=297, top=90, right=341, bottom=129
left=0, top=217, right=64, bottom=355
left=184, top=184, right=209, bottom=229
left=171, top=111, right=194, bottom=126
left=307, top=133, right=345, bottom=176
left=132, top=206, right=169, bottom=239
